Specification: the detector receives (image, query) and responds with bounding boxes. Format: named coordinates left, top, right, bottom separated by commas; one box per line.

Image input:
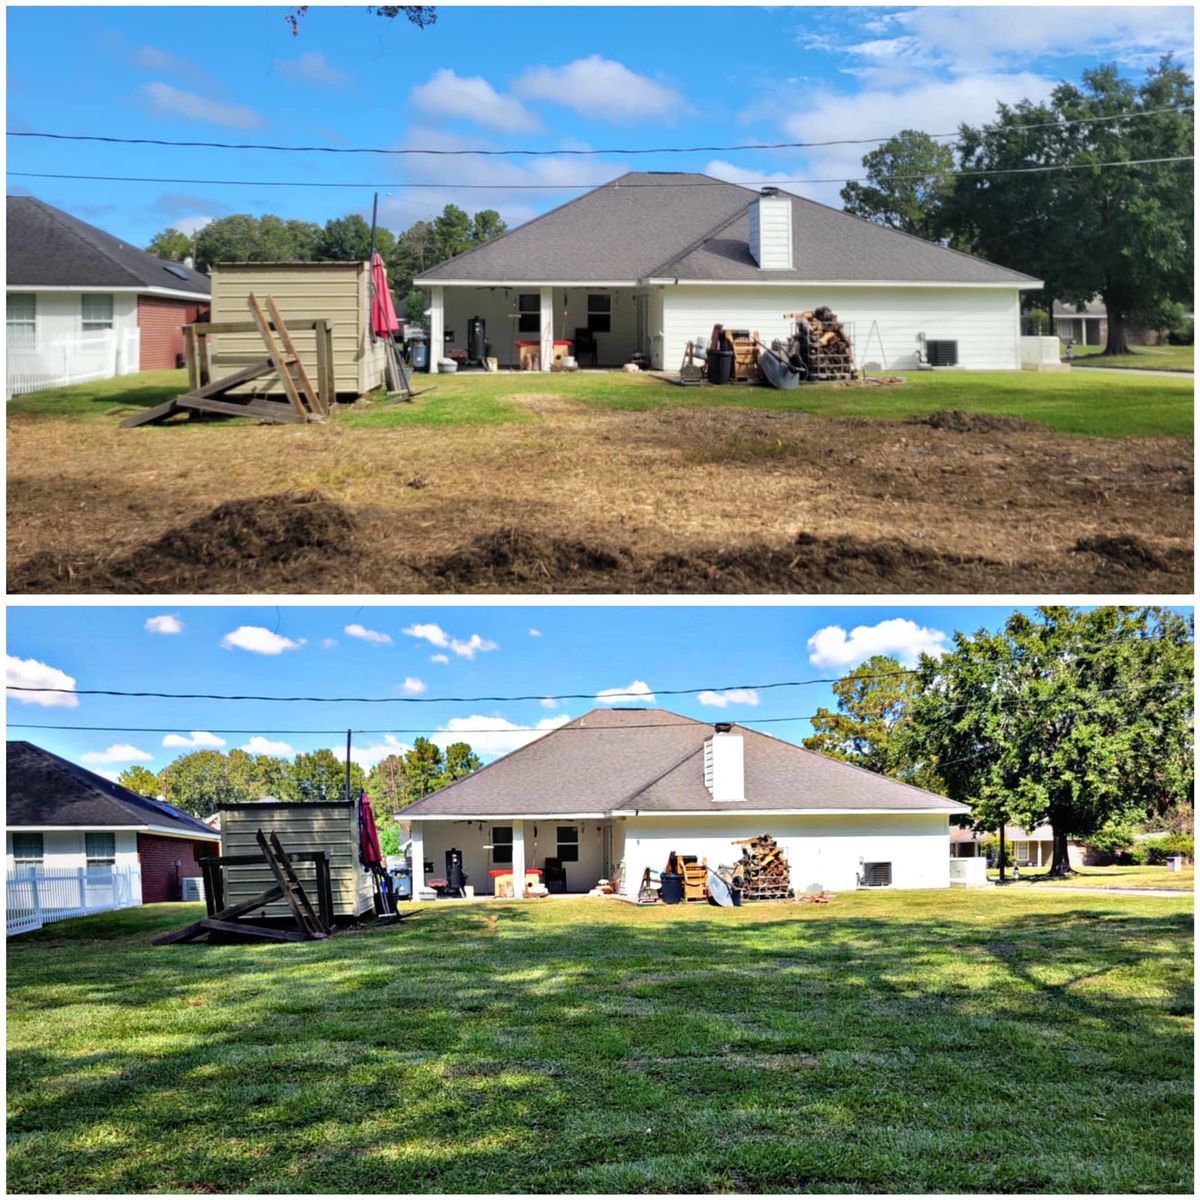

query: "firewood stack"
left=733, top=834, right=793, bottom=900
left=783, top=308, right=855, bottom=381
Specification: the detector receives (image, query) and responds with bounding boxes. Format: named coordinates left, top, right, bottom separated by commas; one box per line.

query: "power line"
left=7, top=106, right=1191, bottom=158
left=7, top=156, right=1193, bottom=193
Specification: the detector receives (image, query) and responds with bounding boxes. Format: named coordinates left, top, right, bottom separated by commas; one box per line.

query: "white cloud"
left=130, top=44, right=222, bottom=91
left=528, top=628, right=542, bottom=637
left=276, top=50, right=350, bottom=87
left=81, top=744, right=153, bottom=765
left=6, top=655, right=80, bottom=708
left=595, top=679, right=656, bottom=705
left=240, top=735, right=294, bottom=757
left=432, top=713, right=571, bottom=758
left=95, top=770, right=123, bottom=784
left=173, top=214, right=214, bottom=237
left=220, top=626, right=304, bottom=655
left=145, top=614, right=183, bottom=635
left=345, top=623, right=393, bottom=645
left=410, top=67, right=540, bottom=133
left=162, top=731, right=227, bottom=749
left=321, top=638, right=338, bottom=650
left=430, top=653, right=450, bottom=664
left=540, top=696, right=559, bottom=710
left=697, top=688, right=760, bottom=709
left=347, top=733, right=413, bottom=771
left=514, top=56, right=685, bottom=123
left=807, top=618, right=949, bottom=670
left=402, top=676, right=427, bottom=695
left=402, top=622, right=498, bottom=660
left=142, top=81, right=264, bottom=129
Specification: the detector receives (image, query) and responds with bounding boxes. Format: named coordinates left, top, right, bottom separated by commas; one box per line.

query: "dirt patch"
left=917, top=409, right=1039, bottom=434
left=8, top=492, right=356, bottom=593
left=1072, top=534, right=1184, bottom=573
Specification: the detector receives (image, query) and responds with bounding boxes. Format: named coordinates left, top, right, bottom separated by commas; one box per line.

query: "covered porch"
left=426, top=283, right=663, bottom=371
left=408, top=814, right=624, bottom=899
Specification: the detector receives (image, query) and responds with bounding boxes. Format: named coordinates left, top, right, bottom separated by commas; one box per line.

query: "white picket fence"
left=6, top=329, right=141, bottom=398
left=6, top=865, right=143, bottom=936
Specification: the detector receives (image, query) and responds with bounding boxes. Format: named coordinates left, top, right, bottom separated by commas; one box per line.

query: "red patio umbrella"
left=370, top=252, right=400, bottom=338
left=359, top=791, right=384, bottom=869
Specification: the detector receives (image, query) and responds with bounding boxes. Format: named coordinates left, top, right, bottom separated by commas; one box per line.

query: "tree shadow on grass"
left=6, top=901, right=1194, bottom=1193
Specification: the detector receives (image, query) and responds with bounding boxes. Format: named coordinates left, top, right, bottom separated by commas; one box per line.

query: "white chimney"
left=704, top=725, right=745, bottom=802
left=748, top=188, right=793, bottom=271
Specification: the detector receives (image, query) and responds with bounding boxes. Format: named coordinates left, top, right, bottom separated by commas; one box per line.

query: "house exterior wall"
left=136, top=832, right=213, bottom=902
left=660, top=284, right=1023, bottom=371
left=6, top=827, right=141, bottom=872
left=137, top=296, right=204, bottom=371
left=6, top=291, right=141, bottom=386
left=416, top=818, right=609, bottom=893
left=618, top=811, right=952, bottom=897
left=440, top=286, right=643, bottom=367
left=208, top=263, right=386, bottom=396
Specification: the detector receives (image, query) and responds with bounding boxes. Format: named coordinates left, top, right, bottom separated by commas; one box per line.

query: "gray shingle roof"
left=402, top=708, right=967, bottom=818
left=6, top=196, right=212, bottom=296
left=415, top=172, right=1038, bottom=287
left=6, top=741, right=220, bottom=839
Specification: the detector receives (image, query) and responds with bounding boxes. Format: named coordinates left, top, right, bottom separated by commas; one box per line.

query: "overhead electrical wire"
left=7, top=156, right=1193, bottom=193
left=6, top=106, right=1191, bottom=158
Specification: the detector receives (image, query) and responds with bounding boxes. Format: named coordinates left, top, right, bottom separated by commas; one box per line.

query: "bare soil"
left=7, top=400, right=1192, bottom=593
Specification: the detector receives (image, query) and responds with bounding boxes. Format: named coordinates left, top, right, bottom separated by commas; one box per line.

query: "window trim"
left=556, top=824, right=580, bottom=863
left=11, top=831, right=44, bottom=865
left=517, top=293, right=540, bottom=336
left=490, top=825, right=514, bottom=866
left=85, top=831, right=117, bottom=869
left=7, top=292, right=36, bottom=341
left=80, top=293, right=114, bottom=332
left=586, top=293, right=611, bottom=334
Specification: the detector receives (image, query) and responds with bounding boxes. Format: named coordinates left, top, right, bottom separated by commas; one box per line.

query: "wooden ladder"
left=247, top=293, right=326, bottom=419
left=256, top=828, right=328, bottom=938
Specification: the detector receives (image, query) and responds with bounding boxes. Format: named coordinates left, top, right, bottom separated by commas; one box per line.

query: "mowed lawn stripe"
left=6, top=891, right=1192, bottom=1193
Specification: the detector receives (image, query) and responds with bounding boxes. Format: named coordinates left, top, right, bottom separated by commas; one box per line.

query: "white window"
left=586, top=293, right=611, bottom=334
left=85, top=832, right=116, bottom=868
left=517, top=293, right=540, bottom=335
left=81, top=294, right=114, bottom=331
left=556, top=825, right=579, bottom=863
left=7, top=293, right=36, bottom=343
left=490, top=826, right=513, bottom=866
left=12, top=832, right=44, bottom=872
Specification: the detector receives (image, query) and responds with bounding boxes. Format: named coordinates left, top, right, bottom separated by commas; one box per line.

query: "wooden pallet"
left=122, top=301, right=335, bottom=428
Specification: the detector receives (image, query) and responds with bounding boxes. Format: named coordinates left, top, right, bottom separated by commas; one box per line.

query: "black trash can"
left=660, top=872, right=685, bottom=904
left=706, top=347, right=734, bottom=384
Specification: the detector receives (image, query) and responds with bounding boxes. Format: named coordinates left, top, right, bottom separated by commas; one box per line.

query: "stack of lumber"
left=729, top=329, right=760, bottom=382
left=733, top=833, right=793, bottom=900
left=784, top=307, right=855, bottom=381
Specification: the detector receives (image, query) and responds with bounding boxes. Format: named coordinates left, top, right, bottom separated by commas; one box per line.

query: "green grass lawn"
left=987, top=864, right=1195, bottom=890
left=7, top=892, right=1193, bottom=1193
left=8, top=364, right=1193, bottom=439
left=1069, top=343, right=1195, bottom=372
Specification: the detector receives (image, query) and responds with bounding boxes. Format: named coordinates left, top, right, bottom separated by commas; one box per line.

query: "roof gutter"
left=402, top=812, right=608, bottom=822
left=412, top=279, right=640, bottom=288
left=644, top=278, right=1042, bottom=289
left=8, top=823, right=220, bottom=839
left=7, top=285, right=211, bottom=301
left=609, top=806, right=967, bottom=817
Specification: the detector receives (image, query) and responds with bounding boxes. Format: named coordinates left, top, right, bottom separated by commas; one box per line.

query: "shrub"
left=1167, top=317, right=1194, bottom=346
left=978, top=834, right=1012, bottom=868
left=1086, top=821, right=1139, bottom=864
left=1140, top=834, right=1194, bottom=864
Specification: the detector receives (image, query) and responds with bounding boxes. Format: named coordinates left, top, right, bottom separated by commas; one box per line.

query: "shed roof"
left=402, top=708, right=968, bottom=818
left=6, top=741, right=220, bottom=839
left=415, top=171, right=1038, bottom=287
left=7, top=196, right=212, bottom=296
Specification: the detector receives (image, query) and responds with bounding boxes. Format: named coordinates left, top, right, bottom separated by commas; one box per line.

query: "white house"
left=401, top=707, right=970, bottom=900
left=6, top=197, right=211, bottom=397
left=415, top=172, right=1041, bottom=373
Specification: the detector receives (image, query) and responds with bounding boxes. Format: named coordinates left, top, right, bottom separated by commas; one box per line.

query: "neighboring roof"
left=415, top=171, right=1039, bottom=287
left=6, top=196, right=212, bottom=296
left=950, top=824, right=1052, bottom=842
left=1052, top=297, right=1106, bottom=318
left=6, top=741, right=220, bottom=840
left=403, top=708, right=968, bottom=818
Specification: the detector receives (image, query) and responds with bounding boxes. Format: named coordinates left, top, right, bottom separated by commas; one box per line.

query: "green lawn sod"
left=7, top=891, right=1193, bottom=1193
left=987, top=864, right=1195, bottom=890
left=8, top=365, right=1193, bottom=439
left=1069, top=343, right=1194, bottom=372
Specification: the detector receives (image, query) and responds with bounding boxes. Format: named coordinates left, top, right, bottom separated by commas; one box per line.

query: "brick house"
left=6, top=741, right=220, bottom=904
left=6, top=197, right=211, bottom=393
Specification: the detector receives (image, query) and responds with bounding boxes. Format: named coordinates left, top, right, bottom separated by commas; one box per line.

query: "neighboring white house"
left=415, top=172, right=1041, bottom=373
left=401, top=707, right=970, bottom=900
left=6, top=197, right=211, bottom=397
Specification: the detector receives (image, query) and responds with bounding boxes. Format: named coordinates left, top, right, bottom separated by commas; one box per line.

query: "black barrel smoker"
left=467, top=316, right=489, bottom=367
left=445, top=848, right=467, bottom=898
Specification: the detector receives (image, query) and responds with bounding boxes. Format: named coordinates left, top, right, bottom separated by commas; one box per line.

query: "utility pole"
left=344, top=729, right=353, bottom=803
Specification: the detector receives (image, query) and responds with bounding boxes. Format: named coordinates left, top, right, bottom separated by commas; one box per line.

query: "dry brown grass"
left=7, top=395, right=1192, bottom=593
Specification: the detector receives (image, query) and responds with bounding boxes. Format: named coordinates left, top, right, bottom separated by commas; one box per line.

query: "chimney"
left=704, top=724, right=745, bottom=802
left=748, top=187, right=793, bottom=271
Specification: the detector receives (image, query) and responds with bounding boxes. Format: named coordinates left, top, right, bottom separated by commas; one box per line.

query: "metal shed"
left=219, top=800, right=374, bottom=919
left=208, top=262, right=388, bottom=398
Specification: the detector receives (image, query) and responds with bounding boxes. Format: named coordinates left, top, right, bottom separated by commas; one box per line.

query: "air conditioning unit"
left=859, top=862, right=892, bottom=888
left=181, top=875, right=205, bottom=902
left=925, top=339, right=959, bottom=367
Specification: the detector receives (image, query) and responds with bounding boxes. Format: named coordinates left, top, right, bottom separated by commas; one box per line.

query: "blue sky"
left=4, top=603, right=1153, bottom=778
left=6, top=5, right=1192, bottom=246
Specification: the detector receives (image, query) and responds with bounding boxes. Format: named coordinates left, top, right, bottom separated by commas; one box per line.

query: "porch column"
left=428, top=286, right=444, bottom=373
left=410, top=821, right=425, bottom=898
left=511, top=820, right=527, bottom=897
left=539, top=286, right=554, bottom=371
